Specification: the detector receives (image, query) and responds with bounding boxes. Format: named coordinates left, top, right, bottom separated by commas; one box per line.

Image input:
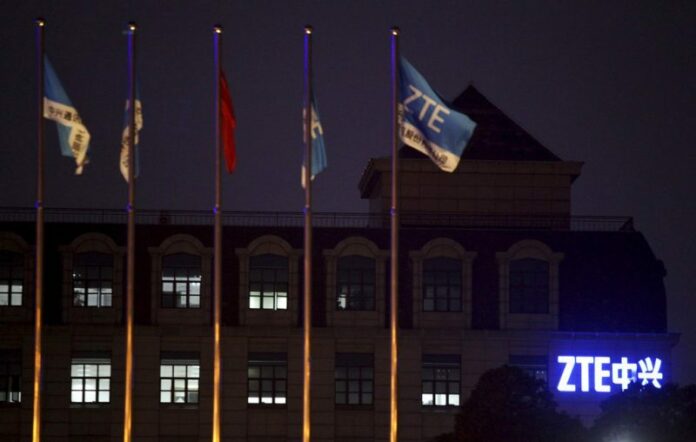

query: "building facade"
left=0, top=87, right=677, bottom=441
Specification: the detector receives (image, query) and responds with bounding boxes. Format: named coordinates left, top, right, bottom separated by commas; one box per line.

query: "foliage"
left=451, top=365, right=587, bottom=442
left=591, top=383, right=696, bottom=442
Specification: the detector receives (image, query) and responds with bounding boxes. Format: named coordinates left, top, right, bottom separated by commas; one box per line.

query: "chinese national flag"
left=220, top=70, right=236, bottom=173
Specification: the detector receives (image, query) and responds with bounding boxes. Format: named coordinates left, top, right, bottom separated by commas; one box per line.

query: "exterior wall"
left=0, top=322, right=676, bottom=441
left=360, top=158, right=583, bottom=219
left=0, top=219, right=673, bottom=441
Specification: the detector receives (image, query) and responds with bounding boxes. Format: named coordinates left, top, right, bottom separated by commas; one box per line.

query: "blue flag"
left=119, top=87, right=143, bottom=182
left=301, top=93, right=327, bottom=188
left=398, top=57, right=476, bottom=172
left=43, top=56, right=91, bottom=174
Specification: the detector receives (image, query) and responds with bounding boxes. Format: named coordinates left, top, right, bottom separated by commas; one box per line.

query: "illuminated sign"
left=556, top=356, right=663, bottom=393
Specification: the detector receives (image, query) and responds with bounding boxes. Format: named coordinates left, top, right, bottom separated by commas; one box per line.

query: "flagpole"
left=389, top=26, right=400, bottom=442
left=302, top=24, right=313, bottom=442
left=123, top=21, right=137, bottom=442
left=32, top=17, right=45, bottom=442
left=212, top=24, right=224, bottom=442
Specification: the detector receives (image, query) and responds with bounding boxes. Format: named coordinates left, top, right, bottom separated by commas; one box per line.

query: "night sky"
left=2, top=1, right=695, bottom=384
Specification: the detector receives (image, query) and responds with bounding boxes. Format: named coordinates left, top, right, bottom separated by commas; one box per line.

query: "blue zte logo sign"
left=556, top=356, right=663, bottom=393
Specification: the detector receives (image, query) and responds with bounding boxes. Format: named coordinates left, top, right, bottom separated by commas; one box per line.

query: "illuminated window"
left=0, top=251, right=23, bottom=306
left=249, top=254, right=288, bottom=310
left=422, top=355, right=460, bottom=407
left=0, top=350, right=21, bottom=404
left=423, top=257, right=461, bottom=312
left=160, top=357, right=200, bottom=404
left=509, top=355, right=548, bottom=383
left=161, top=254, right=202, bottom=309
left=509, top=258, right=549, bottom=314
left=335, top=353, right=373, bottom=405
left=71, top=357, right=111, bottom=404
left=73, top=252, right=113, bottom=308
left=336, top=256, right=375, bottom=311
left=247, top=353, right=287, bottom=405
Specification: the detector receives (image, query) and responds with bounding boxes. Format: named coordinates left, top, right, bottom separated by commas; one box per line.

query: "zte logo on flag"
left=403, top=85, right=451, bottom=134
left=556, top=356, right=664, bottom=394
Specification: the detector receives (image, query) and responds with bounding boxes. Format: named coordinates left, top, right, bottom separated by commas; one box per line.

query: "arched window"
left=336, top=255, right=376, bottom=311
left=0, top=251, right=23, bottom=307
left=72, top=252, right=113, bottom=308
left=509, top=258, right=550, bottom=314
left=422, top=257, right=462, bottom=312
left=497, top=239, right=563, bottom=330
left=249, top=254, right=288, bottom=310
left=161, top=253, right=202, bottom=309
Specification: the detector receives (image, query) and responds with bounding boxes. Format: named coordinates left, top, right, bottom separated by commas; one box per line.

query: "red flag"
left=220, top=70, right=236, bottom=173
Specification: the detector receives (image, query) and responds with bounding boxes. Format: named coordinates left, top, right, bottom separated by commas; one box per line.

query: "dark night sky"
left=2, top=1, right=695, bottom=383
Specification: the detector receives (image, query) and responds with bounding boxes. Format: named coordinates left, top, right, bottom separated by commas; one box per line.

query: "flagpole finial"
left=214, top=24, right=223, bottom=34
left=304, top=25, right=313, bottom=35
left=391, top=26, right=400, bottom=36
left=35, top=18, right=45, bottom=27
left=128, top=22, right=137, bottom=32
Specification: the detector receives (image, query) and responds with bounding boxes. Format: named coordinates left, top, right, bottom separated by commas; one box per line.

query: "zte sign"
left=556, top=356, right=663, bottom=393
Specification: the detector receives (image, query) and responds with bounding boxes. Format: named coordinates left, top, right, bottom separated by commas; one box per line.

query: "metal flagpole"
left=389, top=26, right=400, bottom=442
left=123, top=21, right=137, bottom=442
left=212, top=24, right=223, bottom=442
left=32, top=17, right=45, bottom=442
left=302, top=24, right=313, bottom=442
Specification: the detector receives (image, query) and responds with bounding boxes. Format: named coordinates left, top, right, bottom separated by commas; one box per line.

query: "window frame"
left=421, top=354, right=461, bottom=408
left=247, top=353, right=287, bottom=406
left=248, top=254, right=289, bottom=311
left=0, top=350, right=21, bottom=404
left=335, top=353, right=374, bottom=406
left=0, top=251, right=24, bottom=307
left=161, top=253, right=203, bottom=309
left=336, top=255, right=377, bottom=311
left=159, top=357, right=200, bottom=405
left=72, top=251, right=114, bottom=308
left=422, top=257, right=463, bottom=313
left=70, top=357, right=111, bottom=405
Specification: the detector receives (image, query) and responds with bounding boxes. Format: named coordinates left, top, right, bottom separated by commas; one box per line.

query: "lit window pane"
left=160, top=392, right=171, bottom=403
left=422, top=394, right=433, bottom=405
left=160, top=365, right=172, bottom=377
left=85, top=391, right=97, bottom=403
left=249, top=296, right=261, bottom=309
left=187, top=366, right=200, bottom=378
left=449, top=394, right=460, bottom=406
left=174, top=366, right=186, bottom=377
left=72, top=391, right=83, bottom=403
left=262, top=296, right=274, bottom=309
left=276, top=295, right=287, bottom=310
left=98, top=392, right=110, bottom=403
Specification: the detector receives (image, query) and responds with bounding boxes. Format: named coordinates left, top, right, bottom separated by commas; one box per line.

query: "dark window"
left=73, top=252, right=113, bottom=307
left=0, top=251, right=23, bottom=306
left=509, top=258, right=549, bottom=314
left=336, top=255, right=375, bottom=311
left=249, top=254, right=288, bottom=310
left=160, top=357, right=200, bottom=404
left=0, top=350, right=21, bottom=403
left=422, top=354, right=460, bottom=407
left=71, top=357, right=111, bottom=403
left=423, top=257, right=461, bottom=312
left=161, top=254, right=202, bottom=309
left=248, top=353, right=287, bottom=405
left=509, top=355, right=548, bottom=383
left=335, top=353, right=373, bottom=405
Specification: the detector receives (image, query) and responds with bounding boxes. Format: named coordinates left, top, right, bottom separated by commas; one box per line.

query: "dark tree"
left=591, top=383, right=696, bottom=442
left=445, top=365, right=587, bottom=442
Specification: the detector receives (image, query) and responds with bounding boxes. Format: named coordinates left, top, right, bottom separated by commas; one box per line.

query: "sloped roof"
left=450, top=85, right=561, bottom=161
